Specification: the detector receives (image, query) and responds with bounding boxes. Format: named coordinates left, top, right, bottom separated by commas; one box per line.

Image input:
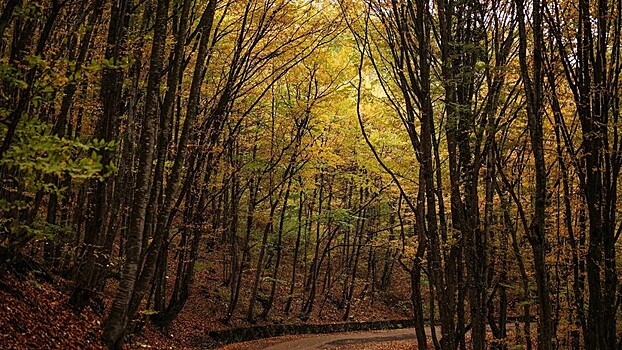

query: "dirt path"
left=217, top=323, right=524, bottom=349
left=258, top=327, right=433, bottom=350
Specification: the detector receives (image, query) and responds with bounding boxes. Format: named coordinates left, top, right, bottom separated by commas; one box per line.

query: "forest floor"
left=0, top=261, right=527, bottom=349
left=0, top=265, right=105, bottom=349
left=0, top=252, right=414, bottom=349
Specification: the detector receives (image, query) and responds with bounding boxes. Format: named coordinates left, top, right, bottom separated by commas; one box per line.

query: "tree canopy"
left=1, top=0, right=621, bottom=349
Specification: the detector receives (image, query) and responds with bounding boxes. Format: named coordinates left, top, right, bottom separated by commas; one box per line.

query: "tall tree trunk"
left=70, top=0, right=126, bottom=312
left=515, top=0, right=553, bottom=347
left=127, top=0, right=217, bottom=324
left=102, top=0, right=170, bottom=346
left=262, top=175, right=293, bottom=319
left=284, top=186, right=304, bottom=315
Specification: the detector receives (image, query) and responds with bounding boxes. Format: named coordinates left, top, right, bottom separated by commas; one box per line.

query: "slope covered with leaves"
left=0, top=266, right=105, bottom=349
left=0, top=246, right=413, bottom=349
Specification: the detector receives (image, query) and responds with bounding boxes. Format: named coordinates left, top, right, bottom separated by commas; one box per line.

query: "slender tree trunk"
left=262, top=175, right=293, bottom=319
left=515, top=0, right=553, bottom=347
left=284, top=186, right=304, bottom=315
left=102, top=0, right=170, bottom=346
left=70, top=0, right=129, bottom=312
left=127, top=0, right=217, bottom=325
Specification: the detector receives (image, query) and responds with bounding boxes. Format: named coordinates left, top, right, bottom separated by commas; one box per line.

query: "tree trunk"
left=102, top=0, right=170, bottom=346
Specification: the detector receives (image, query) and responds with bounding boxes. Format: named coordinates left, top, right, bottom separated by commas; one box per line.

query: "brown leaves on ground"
left=0, top=268, right=105, bottom=350
left=0, top=253, right=414, bottom=350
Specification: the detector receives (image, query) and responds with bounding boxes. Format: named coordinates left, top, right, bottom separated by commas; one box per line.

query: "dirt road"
left=259, top=327, right=431, bottom=350
left=219, top=323, right=523, bottom=349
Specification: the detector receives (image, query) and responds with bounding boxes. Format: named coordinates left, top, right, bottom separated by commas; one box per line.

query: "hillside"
left=0, top=248, right=413, bottom=349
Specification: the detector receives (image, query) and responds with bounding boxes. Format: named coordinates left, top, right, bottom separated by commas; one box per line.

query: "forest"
left=0, top=0, right=621, bottom=349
